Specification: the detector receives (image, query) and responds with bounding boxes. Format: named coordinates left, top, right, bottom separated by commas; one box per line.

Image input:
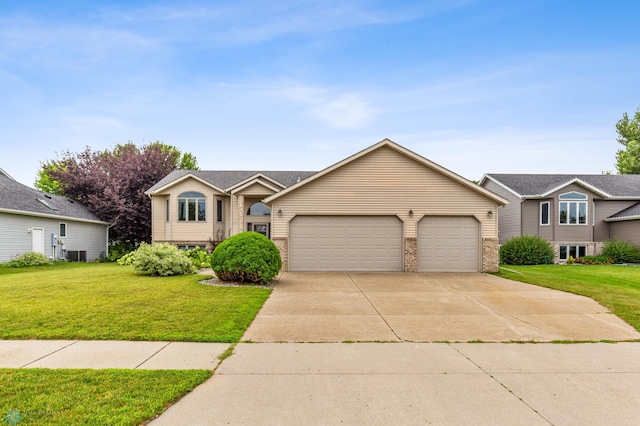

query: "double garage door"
left=289, top=216, right=403, bottom=271
left=289, top=215, right=479, bottom=272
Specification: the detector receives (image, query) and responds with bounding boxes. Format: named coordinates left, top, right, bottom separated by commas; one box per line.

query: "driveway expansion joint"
left=347, top=272, right=403, bottom=341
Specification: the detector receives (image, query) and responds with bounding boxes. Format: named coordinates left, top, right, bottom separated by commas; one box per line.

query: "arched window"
left=558, top=192, right=587, bottom=225
left=246, top=202, right=271, bottom=216
left=178, top=192, right=206, bottom=222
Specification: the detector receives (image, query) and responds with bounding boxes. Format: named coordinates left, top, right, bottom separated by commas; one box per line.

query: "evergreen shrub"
left=210, top=232, right=282, bottom=285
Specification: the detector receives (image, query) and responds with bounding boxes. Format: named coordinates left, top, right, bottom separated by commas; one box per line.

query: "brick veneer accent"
left=404, top=237, right=417, bottom=272
left=482, top=237, right=499, bottom=272
left=272, top=237, right=288, bottom=272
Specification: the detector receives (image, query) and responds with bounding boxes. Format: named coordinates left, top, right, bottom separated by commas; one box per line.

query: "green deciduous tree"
left=615, top=107, right=640, bottom=174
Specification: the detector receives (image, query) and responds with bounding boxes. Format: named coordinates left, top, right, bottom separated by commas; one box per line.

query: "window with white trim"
left=559, top=245, right=586, bottom=260
left=540, top=201, right=550, bottom=225
left=178, top=192, right=206, bottom=222
left=558, top=192, right=587, bottom=225
left=59, top=223, right=67, bottom=238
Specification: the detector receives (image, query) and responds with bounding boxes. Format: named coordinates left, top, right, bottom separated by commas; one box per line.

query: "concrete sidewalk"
left=151, top=342, right=640, bottom=425
left=2, top=340, right=640, bottom=424
left=0, top=340, right=228, bottom=370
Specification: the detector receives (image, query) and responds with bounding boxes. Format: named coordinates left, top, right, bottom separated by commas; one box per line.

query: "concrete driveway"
left=243, top=272, right=640, bottom=342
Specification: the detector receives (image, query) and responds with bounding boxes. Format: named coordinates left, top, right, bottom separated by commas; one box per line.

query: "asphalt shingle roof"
left=146, top=170, right=317, bottom=193
left=0, top=171, right=104, bottom=222
left=607, top=202, right=640, bottom=220
left=485, top=174, right=640, bottom=198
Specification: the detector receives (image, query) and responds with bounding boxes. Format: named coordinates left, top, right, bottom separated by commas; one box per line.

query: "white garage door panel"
left=289, top=216, right=402, bottom=271
left=418, top=216, right=479, bottom=272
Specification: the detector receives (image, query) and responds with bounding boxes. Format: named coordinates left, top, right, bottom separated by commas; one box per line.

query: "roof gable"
left=227, top=173, right=285, bottom=194
left=146, top=172, right=226, bottom=195
left=146, top=170, right=316, bottom=195
left=265, top=139, right=508, bottom=205
left=231, top=180, right=280, bottom=195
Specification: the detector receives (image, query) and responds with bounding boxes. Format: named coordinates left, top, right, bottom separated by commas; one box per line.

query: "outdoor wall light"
left=277, top=208, right=283, bottom=216
left=409, top=209, right=414, bottom=217
left=487, top=210, right=493, bottom=216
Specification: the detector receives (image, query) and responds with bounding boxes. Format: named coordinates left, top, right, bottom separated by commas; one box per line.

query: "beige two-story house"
left=146, top=139, right=508, bottom=272
left=480, top=174, right=640, bottom=262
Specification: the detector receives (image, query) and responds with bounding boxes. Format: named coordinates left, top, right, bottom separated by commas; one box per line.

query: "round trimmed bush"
left=118, top=242, right=197, bottom=276
left=210, top=232, right=282, bottom=285
left=500, top=235, right=555, bottom=265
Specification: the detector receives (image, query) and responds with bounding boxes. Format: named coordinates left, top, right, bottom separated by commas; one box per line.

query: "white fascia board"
left=145, top=173, right=226, bottom=195
left=0, top=208, right=111, bottom=225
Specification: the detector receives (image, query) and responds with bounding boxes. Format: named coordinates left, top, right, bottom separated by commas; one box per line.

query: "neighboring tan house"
left=0, top=168, right=110, bottom=262
left=147, top=139, right=507, bottom=272
left=480, top=174, right=640, bottom=262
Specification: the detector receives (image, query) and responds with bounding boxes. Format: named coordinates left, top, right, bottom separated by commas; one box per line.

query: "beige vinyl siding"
left=272, top=146, right=499, bottom=239
left=610, top=220, right=640, bottom=245
left=482, top=180, right=521, bottom=244
left=151, top=195, right=170, bottom=241
left=151, top=178, right=225, bottom=243
left=235, top=181, right=277, bottom=196
left=593, top=200, right=637, bottom=242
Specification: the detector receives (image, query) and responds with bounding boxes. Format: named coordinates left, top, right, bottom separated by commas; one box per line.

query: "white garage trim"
left=418, top=216, right=479, bottom=272
left=289, top=215, right=403, bottom=272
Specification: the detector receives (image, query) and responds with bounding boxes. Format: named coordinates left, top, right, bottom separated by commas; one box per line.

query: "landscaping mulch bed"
left=198, top=270, right=277, bottom=288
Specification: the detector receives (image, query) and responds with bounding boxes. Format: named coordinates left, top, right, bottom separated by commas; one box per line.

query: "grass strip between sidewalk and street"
left=0, top=368, right=211, bottom=425
left=494, top=264, right=640, bottom=332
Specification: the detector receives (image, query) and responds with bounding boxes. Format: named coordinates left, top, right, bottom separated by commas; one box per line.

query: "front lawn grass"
left=0, top=263, right=271, bottom=342
left=495, top=264, right=640, bottom=331
left=0, top=368, right=211, bottom=425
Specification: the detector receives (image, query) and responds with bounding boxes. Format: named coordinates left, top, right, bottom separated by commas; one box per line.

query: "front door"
left=253, top=224, right=268, bottom=237
left=247, top=223, right=270, bottom=238
left=31, top=228, right=45, bottom=254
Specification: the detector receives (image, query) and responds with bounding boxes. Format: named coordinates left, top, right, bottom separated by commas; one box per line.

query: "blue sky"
left=1, top=1, right=639, bottom=187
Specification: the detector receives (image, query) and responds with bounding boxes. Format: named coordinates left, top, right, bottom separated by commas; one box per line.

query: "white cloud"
left=278, top=83, right=377, bottom=128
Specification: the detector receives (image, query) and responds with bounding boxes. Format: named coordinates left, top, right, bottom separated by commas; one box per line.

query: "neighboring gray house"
left=0, top=168, right=109, bottom=262
left=480, top=174, right=640, bottom=262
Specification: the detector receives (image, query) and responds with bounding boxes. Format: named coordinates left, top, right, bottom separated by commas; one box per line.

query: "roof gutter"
left=0, top=207, right=110, bottom=225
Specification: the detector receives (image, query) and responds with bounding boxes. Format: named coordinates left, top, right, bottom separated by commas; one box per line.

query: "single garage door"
left=418, top=216, right=479, bottom=272
left=289, top=216, right=403, bottom=271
